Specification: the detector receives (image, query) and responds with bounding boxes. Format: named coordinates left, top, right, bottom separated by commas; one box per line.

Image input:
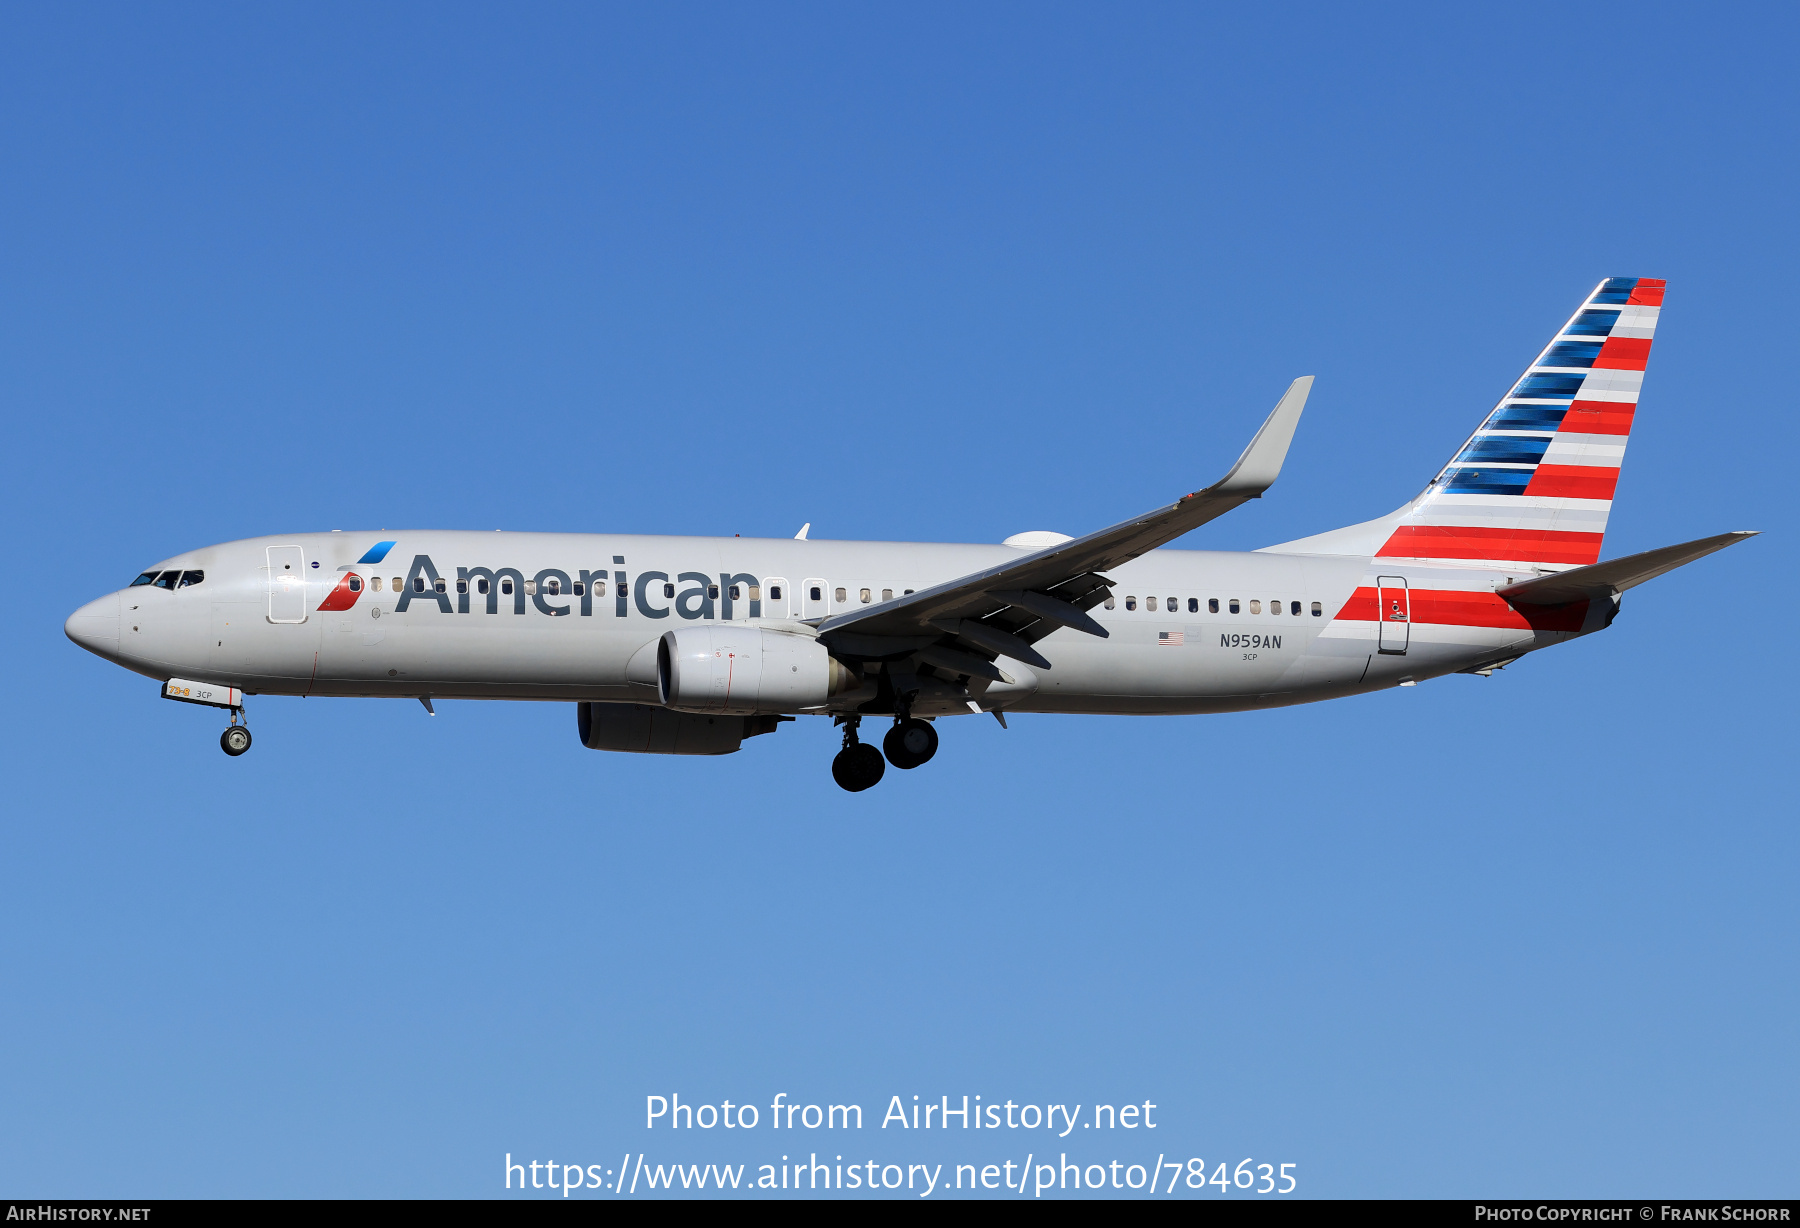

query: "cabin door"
left=267, top=545, right=308, bottom=623
left=1376, top=575, right=1409, bottom=655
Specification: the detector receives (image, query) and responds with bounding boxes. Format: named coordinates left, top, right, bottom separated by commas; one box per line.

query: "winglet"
left=795, top=522, right=811, bottom=540
left=1210, top=376, right=1313, bottom=496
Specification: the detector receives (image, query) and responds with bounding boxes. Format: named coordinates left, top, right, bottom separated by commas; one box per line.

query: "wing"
left=816, top=377, right=1313, bottom=675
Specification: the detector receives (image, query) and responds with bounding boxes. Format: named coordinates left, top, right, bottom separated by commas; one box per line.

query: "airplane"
left=65, top=277, right=1755, bottom=791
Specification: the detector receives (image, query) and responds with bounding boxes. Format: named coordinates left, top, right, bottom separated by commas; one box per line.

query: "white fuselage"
left=66, top=530, right=1605, bottom=717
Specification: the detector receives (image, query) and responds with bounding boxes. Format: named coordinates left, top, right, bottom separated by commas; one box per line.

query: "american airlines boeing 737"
left=66, top=278, right=1754, bottom=790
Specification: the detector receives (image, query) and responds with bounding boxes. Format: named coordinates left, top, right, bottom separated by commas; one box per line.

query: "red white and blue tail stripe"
left=1269, top=277, right=1662, bottom=570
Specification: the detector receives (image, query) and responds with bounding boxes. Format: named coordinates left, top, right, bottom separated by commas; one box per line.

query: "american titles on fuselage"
left=295, top=551, right=1323, bottom=631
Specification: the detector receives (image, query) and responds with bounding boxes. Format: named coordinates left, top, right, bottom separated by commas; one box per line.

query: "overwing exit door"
left=1376, top=575, right=1409, bottom=655
left=267, top=545, right=308, bottom=623
left=762, top=578, right=791, bottom=618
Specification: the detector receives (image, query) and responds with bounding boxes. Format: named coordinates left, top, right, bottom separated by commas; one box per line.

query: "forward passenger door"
left=267, top=545, right=307, bottom=623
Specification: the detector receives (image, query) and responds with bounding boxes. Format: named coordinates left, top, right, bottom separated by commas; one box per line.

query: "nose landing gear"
left=830, top=716, right=885, bottom=792
left=220, top=709, right=252, bottom=757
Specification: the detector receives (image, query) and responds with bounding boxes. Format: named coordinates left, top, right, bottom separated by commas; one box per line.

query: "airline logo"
left=315, top=540, right=395, bottom=611
left=1378, top=277, right=1663, bottom=570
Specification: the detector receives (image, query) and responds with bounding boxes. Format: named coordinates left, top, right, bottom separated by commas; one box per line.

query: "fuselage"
left=64, top=530, right=1608, bottom=717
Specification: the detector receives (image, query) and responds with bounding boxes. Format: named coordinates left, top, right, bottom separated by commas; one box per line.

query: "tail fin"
left=1268, top=277, right=1664, bottom=569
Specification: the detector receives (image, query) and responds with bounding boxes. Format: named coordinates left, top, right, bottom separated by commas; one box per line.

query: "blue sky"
left=1, top=3, right=1794, bottom=1198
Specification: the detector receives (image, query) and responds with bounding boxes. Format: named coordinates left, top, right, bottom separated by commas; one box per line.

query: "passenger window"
left=1104, top=596, right=1116, bottom=610
left=1125, top=596, right=1137, bottom=611
left=1311, top=601, right=1322, bottom=617
left=593, top=581, right=606, bottom=596
left=179, top=570, right=205, bottom=587
left=1208, top=598, right=1219, bottom=613
left=391, top=577, right=402, bottom=592
left=1166, top=597, right=1177, bottom=613
left=1269, top=599, right=1280, bottom=615
left=860, top=588, right=871, bottom=603
left=882, top=588, right=893, bottom=601
left=809, top=586, right=821, bottom=601
left=1249, top=599, right=1261, bottom=613
left=572, top=582, right=584, bottom=596
left=371, top=576, right=384, bottom=592
left=413, top=577, right=426, bottom=593
left=435, top=578, right=448, bottom=594
left=130, top=571, right=159, bottom=586
left=1229, top=599, right=1240, bottom=614
left=456, top=579, right=467, bottom=594
left=904, top=588, right=915, bottom=595
left=349, top=576, right=363, bottom=593
left=662, top=583, right=674, bottom=599
left=501, top=579, right=514, bottom=595
left=1291, top=601, right=1302, bottom=616
left=834, top=587, right=846, bottom=602
left=1146, top=596, right=1158, bottom=611
left=728, top=585, right=740, bottom=601
left=706, top=584, right=718, bottom=599
left=1187, top=597, right=1198, bottom=613
left=477, top=578, right=489, bottom=594
left=756, top=584, right=769, bottom=601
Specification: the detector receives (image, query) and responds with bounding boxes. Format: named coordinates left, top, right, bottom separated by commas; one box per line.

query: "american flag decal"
left=1158, top=630, right=1184, bottom=646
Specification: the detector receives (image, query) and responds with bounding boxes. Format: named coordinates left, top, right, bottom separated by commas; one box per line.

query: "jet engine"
left=657, top=626, right=860, bottom=714
left=577, top=702, right=786, bottom=755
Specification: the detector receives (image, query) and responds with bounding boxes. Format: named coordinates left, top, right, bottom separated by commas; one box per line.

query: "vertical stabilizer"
left=1266, top=277, right=1664, bottom=569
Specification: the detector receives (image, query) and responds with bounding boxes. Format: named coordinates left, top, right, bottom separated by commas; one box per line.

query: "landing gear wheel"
left=220, top=725, right=252, bottom=757
left=831, top=742, right=886, bottom=792
left=882, top=718, right=938, bottom=769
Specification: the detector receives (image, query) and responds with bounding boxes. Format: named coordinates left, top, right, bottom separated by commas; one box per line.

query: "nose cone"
left=65, top=593, right=120, bottom=657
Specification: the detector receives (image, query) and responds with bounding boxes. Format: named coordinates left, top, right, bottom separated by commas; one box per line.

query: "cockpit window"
left=152, top=571, right=180, bottom=589
left=130, top=571, right=159, bottom=586
left=178, top=570, right=204, bottom=588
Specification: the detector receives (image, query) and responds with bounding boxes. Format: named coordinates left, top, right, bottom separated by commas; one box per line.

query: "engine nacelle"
left=657, top=626, right=859, bottom=715
left=577, top=702, right=786, bottom=755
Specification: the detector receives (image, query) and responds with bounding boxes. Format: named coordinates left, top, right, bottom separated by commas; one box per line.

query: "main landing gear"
left=831, top=716, right=885, bottom=792
left=882, top=717, right=938, bottom=770
left=220, top=709, right=252, bottom=757
left=831, top=713, right=941, bottom=791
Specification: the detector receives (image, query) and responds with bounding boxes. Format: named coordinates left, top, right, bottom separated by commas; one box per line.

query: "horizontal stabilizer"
left=1498, top=531, right=1757, bottom=606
